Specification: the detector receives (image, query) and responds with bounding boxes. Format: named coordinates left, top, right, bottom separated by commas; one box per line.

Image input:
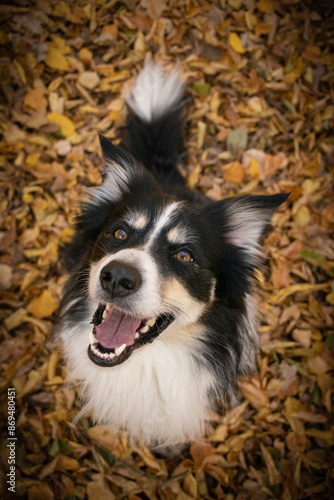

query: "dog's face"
left=61, top=135, right=287, bottom=370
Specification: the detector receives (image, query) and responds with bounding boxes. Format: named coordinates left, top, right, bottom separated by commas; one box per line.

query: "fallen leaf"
left=45, top=46, right=69, bottom=71
left=229, top=32, right=245, bottom=54
left=294, top=206, right=311, bottom=228
left=47, top=112, right=76, bottom=136
left=87, top=474, right=116, bottom=500
left=24, top=88, right=47, bottom=110
left=239, top=378, right=269, bottom=409
left=0, top=264, right=12, bottom=289
left=78, top=71, right=100, bottom=89
left=27, top=290, right=58, bottom=318
left=227, top=125, right=248, bottom=157
left=222, top=161, right=244, bottom=184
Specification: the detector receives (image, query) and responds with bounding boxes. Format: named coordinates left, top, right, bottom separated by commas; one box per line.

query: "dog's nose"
left=100, top=261, right=142, bottom=298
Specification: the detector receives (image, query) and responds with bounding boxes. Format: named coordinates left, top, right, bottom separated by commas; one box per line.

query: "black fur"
left=57, top=66, right=289, bottom=446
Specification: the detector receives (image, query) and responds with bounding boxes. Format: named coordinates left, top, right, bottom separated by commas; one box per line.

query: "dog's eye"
left=114, top=228, right=128, bottom=240
left=175, top=250, right=194, bottom=262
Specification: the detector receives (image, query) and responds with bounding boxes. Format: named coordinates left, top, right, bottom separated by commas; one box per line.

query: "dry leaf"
left=27, top=290, right=58, bottom=318
left=229, top=32, right=245, bottom=54
left=45, top=46, right=69, bottom=71
left=1, top=2, right=333, bottom=497
left=78, top=71, right=100, bottom=89
left=222, top=161, right=245, bottom=184
left=87, top=474, right=115, bottom=500
left=47, top=112, right=76, bottom=136
left=24, top=88, right=47, bottom=110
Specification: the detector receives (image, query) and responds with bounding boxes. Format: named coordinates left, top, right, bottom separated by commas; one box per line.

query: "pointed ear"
left=89, top=134, right=139, bottom=204
left=98, top=133, right=134, bottom=171
left=215, top=193, right=289, bottom=256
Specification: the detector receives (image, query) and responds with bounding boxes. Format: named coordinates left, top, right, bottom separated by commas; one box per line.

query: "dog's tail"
left=125, top=63, right=186, bottom=188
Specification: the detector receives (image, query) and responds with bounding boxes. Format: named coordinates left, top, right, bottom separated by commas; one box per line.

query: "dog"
left=56, top=63, right=288, bottom=448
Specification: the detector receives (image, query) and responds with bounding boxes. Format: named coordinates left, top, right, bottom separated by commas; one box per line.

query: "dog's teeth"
left=102, top=309, right=108, bottom=320
left=115, top=343, right=126, bottom=356
left=105, top=303, right=112, bottom=312
left=139, top=325, right=149, bottom=334
left=145, top=317, right=156, bottom=327
left=135, top=332, right=140, bottom=339
left=107, top=352, right=115, bottom=359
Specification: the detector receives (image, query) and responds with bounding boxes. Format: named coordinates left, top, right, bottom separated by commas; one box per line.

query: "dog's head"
left=60, top=135, right=288, bottom=368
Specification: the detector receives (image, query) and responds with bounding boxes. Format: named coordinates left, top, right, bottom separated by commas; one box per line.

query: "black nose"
left=100, top=261, right=142, bottom=298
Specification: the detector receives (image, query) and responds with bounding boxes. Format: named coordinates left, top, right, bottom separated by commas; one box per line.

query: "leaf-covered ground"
left=0, top=1, right=333, bottom=498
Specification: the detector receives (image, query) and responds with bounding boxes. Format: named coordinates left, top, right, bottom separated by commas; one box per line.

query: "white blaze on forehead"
left=124, top=211, right=148, bottom=230
left=145, top=201, right=182, bottom=247
left=167, top=225, right=189, bottom=244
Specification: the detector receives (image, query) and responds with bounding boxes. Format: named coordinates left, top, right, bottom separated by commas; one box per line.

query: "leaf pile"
left=0, top=1, right=333, bottom=499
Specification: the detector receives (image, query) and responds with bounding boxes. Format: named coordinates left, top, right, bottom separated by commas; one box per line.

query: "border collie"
left=57, top=63, right=288, bottom=448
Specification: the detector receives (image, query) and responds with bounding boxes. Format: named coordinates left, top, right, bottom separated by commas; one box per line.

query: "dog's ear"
left=98, top=133, right=134, bottom=173
left=210, top=193, right=289, bottom=258
left=93, top=133, right=139, bottom=203
left=75, top=134, right=156, bottom=237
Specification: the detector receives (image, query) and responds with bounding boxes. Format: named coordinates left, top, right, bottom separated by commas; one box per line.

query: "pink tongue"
left=94, top=307, right=142, bottom=349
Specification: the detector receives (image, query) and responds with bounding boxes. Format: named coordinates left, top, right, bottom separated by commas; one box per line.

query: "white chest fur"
left=61, top=323, right=214, bottom=447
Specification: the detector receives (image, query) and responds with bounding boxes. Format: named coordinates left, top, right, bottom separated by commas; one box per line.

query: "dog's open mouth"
left=87, top=303, right=174, bottom=367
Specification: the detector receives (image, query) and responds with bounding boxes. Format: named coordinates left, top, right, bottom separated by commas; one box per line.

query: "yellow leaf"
left=305, top=429, right=334, bottom=446
left=197, top=121, right=207, bottom=149
left=247, top=159, right=260, bottom=178
left=209, top=424, right=228, bottom=442
left=24, top=88, right=47, bottom=110
left=269, top=282, right=330, bottom=304
left=56, top=454, right=80, bottom=472
left=4, top=308, right=27, bottom=331
left=228, top=429, right=254, bottom=452
left=45, top=46, right=69, bottom=71
left=61, top=227, right=75, bottom=243
left=48, top=352, right=59, bottom=381
left=47, top=112, right=75, bottom=136
left=108, top=109, right=122, bottom=121
left=102, top=24, right=118, bottom=38
left=52, top=36, right=70, bottom=55
left=229, top=32, right=245, bottom=54
left=302, top=178, right=321, bottom=194
left=27, top=289, right=58, bottom=318
left=326, top=290, right=334, bottom=305
left=228, top=0, right=243, bottom=9
left=79, top=47, right=93, bottom=64
left=255, top=22, right=272, bottom=37
left=53, top=1, right=70, bottom=17
left=20, top=362, right=48, bottom=397
left=134, top=31, right=146, bottom=53
left=294, top=206, right=310, bottom=228
left=13, top=59, right=26, bottom=84
left=26, top=153, right=40, bottom=167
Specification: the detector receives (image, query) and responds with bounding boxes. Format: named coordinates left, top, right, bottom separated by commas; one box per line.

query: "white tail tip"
left=126, top=63, right=185, bottom=123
